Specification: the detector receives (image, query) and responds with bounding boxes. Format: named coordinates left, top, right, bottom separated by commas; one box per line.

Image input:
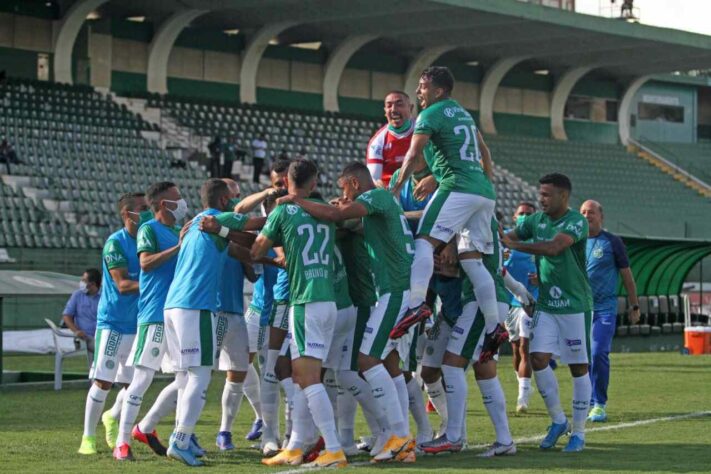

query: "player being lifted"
left=389, top=66, right=506, bottom=362
left=501, top=173, right=593, bottom=453
left=252, top=160, right=347, bottom=468
left=278, top=161, right=416, bottom=463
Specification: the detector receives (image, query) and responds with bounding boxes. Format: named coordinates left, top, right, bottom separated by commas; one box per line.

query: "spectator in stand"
left=208, top=135, right=223, bottom=178
left=0, top=139, right=22, bottom=175
left=251, top=133, right=268, bottom=184
left=62, top=268, right=102, bottom=362
left=223, top=136, right=238, bottom=179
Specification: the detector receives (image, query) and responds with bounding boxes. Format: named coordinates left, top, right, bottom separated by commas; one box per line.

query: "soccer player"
left=252, top=159, right=347, bottom=468
left=278, top=161, right=415, bottom=463
left=389, top=66, right=505, bottom=363
left=503, top=201, right=538, bottom=413
left=113, top=182, right=188, bottom=461
left=163, top=178, right=264, bottom=466
left=580, top=199, right=640, bottom=423
left=501, top=173, right=593, bottom=453
left=78, top=192, right=146, bottom=455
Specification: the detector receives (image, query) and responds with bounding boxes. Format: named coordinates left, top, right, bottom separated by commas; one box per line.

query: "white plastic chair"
left=44, top=318, right=88, bottom=390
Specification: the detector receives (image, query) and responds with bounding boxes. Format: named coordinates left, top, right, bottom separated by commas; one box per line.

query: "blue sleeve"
left=63, top=291, right=78, bottom=317
left=609, top=233, right=629, bottom=269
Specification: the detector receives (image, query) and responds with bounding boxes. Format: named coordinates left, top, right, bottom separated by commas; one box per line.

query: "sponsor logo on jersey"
left=359, top=191, right=373, bottom=204
left=364, top=326, right=373, bottom=334
left=385, top=142, right=393, bottom=150
left=307, top=342, right=325, bottom=349
left=435, top=224, right=454, bottom=236
left=215, top=315, right=228, bottom=348
left=566, top=221, right=583, bottom=237
left=181, top=348, right=200, bottom=354
left=444, top=108, right=456, bottom=118
left=286, top=204, right=298, bottom=215
left=152, top=324, right=163, bottom=343
left=565, top=338, right=582, bottom=347
left=105, top=331, right=121, bottom=357
left=452, top=326, right=464, bottom=335
left=549, top=286, right=563, bottom=299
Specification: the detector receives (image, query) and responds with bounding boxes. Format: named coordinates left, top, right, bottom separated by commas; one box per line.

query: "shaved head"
left=581, top=199, right=603, bottom=214
left=580, top=199, right=603, bottom=236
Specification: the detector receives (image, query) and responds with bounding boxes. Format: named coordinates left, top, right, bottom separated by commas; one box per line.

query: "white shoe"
left=516, top=401, right=528, bottom=414
left=478, top=441, right=516, bottom=458
left=262, top=439, right=280, bottom=457
left=357, top=436, right=374, bottom=452
left=369, top=430, right=391, bottom=457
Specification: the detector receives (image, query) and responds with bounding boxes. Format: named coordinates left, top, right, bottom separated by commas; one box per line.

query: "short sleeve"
left=610, top=234, right=630, bottom=269
left=414, top=107, right=437, bottom=136
left=560, top=214, right=588, bottom=243
left=514, top=215, right=533, bottom=241
left=215, top=212, right=248, bottom=231
left=136, top=224, right=157, bottom=254
left=103, top=238, right=127, bottom=270
left=366, top=132, right=384, bottom=164
left=355, top=190, right=381, bottom=216
left=63, top=292, right=78, bottom=317
left=260, top=206, right=283, bottom=243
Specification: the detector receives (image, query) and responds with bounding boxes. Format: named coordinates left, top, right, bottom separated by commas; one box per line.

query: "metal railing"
left=631, top=137, right=711, bottom=192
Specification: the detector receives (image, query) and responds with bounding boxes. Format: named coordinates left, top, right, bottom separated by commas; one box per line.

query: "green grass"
left=1, top=353, right=710, bottom=473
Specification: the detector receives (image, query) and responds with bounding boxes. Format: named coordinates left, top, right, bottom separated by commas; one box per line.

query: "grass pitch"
left=1, top=352, right=710, bottom=473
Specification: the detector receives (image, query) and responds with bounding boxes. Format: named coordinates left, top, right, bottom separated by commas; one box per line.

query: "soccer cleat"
left=477, top=441, right=517, bottom=458
left=539, top=420, right=570, bottom=449
left=246, top=418, right=263, bottom=441
left=369, top=431, right=391, bottom=457
left=132, top=425, right=167, bottom=456
left=478, top=324, right=509, bottom=363
left=261, top=438, right=281, bottom=457
left=394, top=439, right=416, bottom=462
left=305, top=449, right=348, bottom=468
left=167, top=441, right=204, bottom=467
left=419, top=434, right=463, bottom=455
left=372, top=434, right=411, bottom=461
left=357, top=436, right=374, bottom=452
left=101, top=411, right=119, bottom=449
left=261, top=448, right=303, bottom=466
left=516, top=402, right=528, bottom=414
left=190, top=434, right=206, bottom=457
left=587, top=405, right=607, bottom=422
left=416, top=429, right=434, bottom=446
left=77, top=435, right=97, bottom=455
left=216, top=431, right=234, bottom=451
left=113, top=443, right=135, bottom=461
left=425, top=399, right=436, bottom=413
left=342, top=443, right=360, bottom=457
left=390, top=304, right=432, bottom=339
left=303, top=436, right=325, bottom=463
left=562, top=434, right=585, bottom=453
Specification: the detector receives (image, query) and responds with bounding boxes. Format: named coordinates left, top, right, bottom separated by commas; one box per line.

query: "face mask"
left=79, top=281, right=88, bottom=294
left=227, top=197, right=241, bottom=211
left=165, top=199, right=189, bottom=221
left=128, top=210, right=153, bottom=227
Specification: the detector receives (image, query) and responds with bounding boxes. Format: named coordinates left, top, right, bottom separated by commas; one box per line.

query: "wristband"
left=218, top=226, right=229, bottom=238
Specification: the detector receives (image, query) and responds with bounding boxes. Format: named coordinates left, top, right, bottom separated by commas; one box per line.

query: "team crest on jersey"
left=444, top=108, right=456, bottom=118
left=286, top=204, right=298, bottom=215
left=549, top=286, right=563, bottom=299
left=151, top=347, right=160, bottom=357
left=593, top=247, right=604, bottom=259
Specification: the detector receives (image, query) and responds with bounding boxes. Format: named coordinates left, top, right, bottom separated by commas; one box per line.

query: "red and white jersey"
left=366, top=120, right=415, bottom=188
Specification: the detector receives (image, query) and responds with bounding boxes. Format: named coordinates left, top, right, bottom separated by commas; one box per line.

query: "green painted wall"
left=573, top=77, right=621, bottom=99
left=494, top=113, right=550, bottom=138
left=565, top=120, right=619, bottom=143
left=111, top=71, right=147, bottom=96
left=168, top=77, right=239, bottom=102
left=633, top=82, right=697, bottom=143
left=0, top=47, right=42, bottom=80
left=256, top=88, right=322, bottom=112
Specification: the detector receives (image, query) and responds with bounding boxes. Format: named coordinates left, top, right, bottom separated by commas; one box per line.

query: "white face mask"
left=165, top=199, right=189, bottom=222
left=79, top=281, right=88, bottom=294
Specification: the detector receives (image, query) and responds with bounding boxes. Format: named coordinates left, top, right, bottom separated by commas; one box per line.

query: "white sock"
left=304, top=383, right=341, bottom=452
left=260, top=350, right=280, bottom=440
left=534, top=366, right=566, bottom=424
left=572, top=374, right=592, bottom=438
left=336, top=386, right=357, bottom=447
left=407, top=377, right=432, bottom=439
left=83, top=384, right=109, bottom=436
left=442, top=364, right=467, bottom=443
left=118, top=366, right=155, bottom=445
left=174, top=366, right=212, bottom=449
left=109, top=387, right=126, bottom=420
left=280, top=377, right=296, bottom=438
left=243, top=364, right=262, bottom=420
left=220, top=380, right=244, bottom=432
left=323, top=369, right=339, bottom=421
left=424, top=377, right=449, bottom=428
left=363, top=364, right=408, bottom=437
left=393, top=374, right=410, bottom=434
left=286, top=386, right=313, bottom=450
left=409, top=239, right=435, bottom=307
left=460, top=258, right=499, bottom=332
left=518, top=376, right=532, bottom=405
left=138, top=380, right=179, bottom=434
left=174, top=371, right=188, bottom=429
left=337, top=370, right=384, bottom=436
left=477, top=377, right=513, bottom=445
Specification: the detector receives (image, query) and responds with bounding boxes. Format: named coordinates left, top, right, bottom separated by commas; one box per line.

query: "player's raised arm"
left=477, top=130, right=494, bottom=181
left=391, top=133, right=428, bottom=197
left=279, top=195, right=368, bottom=222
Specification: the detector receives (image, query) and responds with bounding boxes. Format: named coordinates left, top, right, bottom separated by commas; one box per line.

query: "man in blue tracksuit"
left=580, top=200, right=640, bottom=422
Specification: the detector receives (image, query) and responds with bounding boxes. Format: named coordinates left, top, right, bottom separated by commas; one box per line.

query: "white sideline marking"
left=277, top=410, right=711, bottom=473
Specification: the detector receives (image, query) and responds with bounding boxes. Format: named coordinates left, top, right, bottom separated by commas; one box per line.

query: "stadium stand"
left=485, top=134, right=711, bottom=239
left=637, top=139, right=711, bottom=186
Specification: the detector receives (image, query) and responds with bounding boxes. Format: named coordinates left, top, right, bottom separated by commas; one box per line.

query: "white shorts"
left=422, top=316, right=453, bottom=369
left=506, top=307, right=533, bottom=342
left=90, top=328, right=135, bottom=384
left=324, top=306, right=357, bottom=370
left=360, top=291, right=410, bottom=360
left=417, top=189, right=495, bottom=254
left=245, top=306, right=267, bottom=354
left=530, top=310, right=591, bottom=365
left=218, top=312, right=250, bottom=372
left=447, top=302, right=508, bottom=361
left=127, top=323, right=167, bottom=371
left=271, top=302, right=289, bottom=331
left=164, top=308, right=227, bottom=370
left=289, top=302, right=338, bottom=361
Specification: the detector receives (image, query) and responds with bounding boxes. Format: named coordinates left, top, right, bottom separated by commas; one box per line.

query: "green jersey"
left=515, top=210, right=592, bottom=314
left=260, top=200, right=336, bottom=306
left=462, top=218, right=508, bottom=305
left=338, top=232, right=377, bottom=307
left=414, top=98, right=495, bottom=199
left=333, top=243, right=353, bottom=310
left=355, top=187, right=414, bottom=294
